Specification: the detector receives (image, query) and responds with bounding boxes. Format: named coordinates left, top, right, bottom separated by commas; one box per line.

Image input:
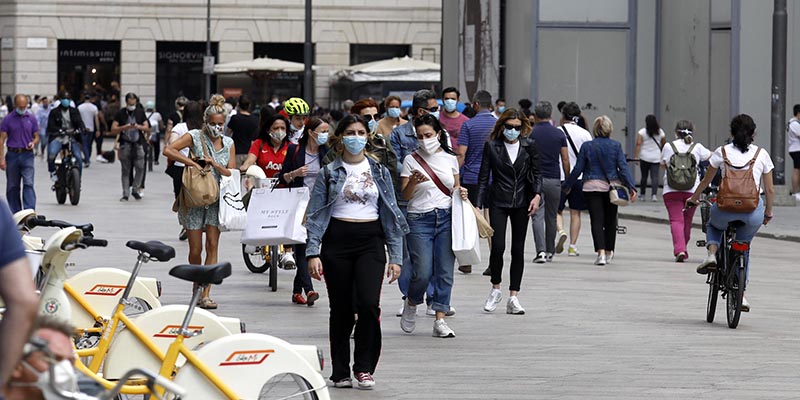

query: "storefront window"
left=156, top=41, right=218, bottom=113
left=57, top=40, right=120, bottom=99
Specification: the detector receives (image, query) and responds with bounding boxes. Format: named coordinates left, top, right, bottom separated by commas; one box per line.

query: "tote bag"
left=218, top=169, right=248, bottom=231
left=241, top=187, right=309, bottom=246
left=451, top=192, right=481, bottom=266
left=180, top=133, right=219, bottom=209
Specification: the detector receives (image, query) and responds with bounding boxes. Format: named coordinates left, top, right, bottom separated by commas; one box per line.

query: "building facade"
left=0, top=0, right=441, bottom=111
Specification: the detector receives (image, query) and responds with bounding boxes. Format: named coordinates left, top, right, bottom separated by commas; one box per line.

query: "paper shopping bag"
left=218, top=169, right=248, bottom=232
left=241, top=187, right=309, bottom=246
left=451, top=192, right=481, bottom=266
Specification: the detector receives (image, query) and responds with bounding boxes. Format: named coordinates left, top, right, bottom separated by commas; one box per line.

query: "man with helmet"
left=283, top=97, right=309, bottom=144
left=46, top=91, right=86, bottom=182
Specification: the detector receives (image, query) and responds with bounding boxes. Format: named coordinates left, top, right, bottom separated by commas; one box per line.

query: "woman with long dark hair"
left=635, top=114, right=666, bottom=201
left=278, top=117, right=330, bottom=306
left=166, top=101, right=203, bottom=240
left=398, top=114, right=467, bottom=338
left=476, top=108, right=542, bottom=315
left=688, top=114, right=774, bottom=311
left=306, top=114, right=407, bottom=389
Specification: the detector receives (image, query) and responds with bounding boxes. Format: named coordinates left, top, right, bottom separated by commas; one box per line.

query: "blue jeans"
left=406, top=208, right=455, bottom=313
left=47, top=140, right=83, bottom=174
left=81, top=131, right=94, bottom=163
left=5, top=150, right=36, bottom=212
left=706, top=200, right=764, bottom=281
left=397, top=206, right=434, bottom=303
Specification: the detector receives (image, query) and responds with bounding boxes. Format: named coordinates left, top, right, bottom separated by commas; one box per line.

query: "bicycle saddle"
left=126, top=240, right=176, bottom=262
left=169, top=262, right=231, bottom=285
left=728, top=220, right=746, bottom=228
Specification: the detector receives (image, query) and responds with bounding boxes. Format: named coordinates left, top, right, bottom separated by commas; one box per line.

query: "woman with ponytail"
left=659, top=120, right=711, bottom=262
left=688, top=114, right=775, bottom=312
left=164, top=94, right=235, bottom=309
left=635, top=114, right=667, bottom=201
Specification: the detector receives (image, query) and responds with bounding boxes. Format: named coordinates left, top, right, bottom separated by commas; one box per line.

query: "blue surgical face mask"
left=368, top=119, right=378, bottom=132
left=498, top=106, right=506, bottom=114
left=503, top=128, right=520, bottom=142
left=15, top=108, right=25, bottom=115
left=429, top=111, right=440, bottom=120
left=443, top=99, right=458, bottom=113
left=316, top=131, right=329, bottom=145
left=60, top=99, right=70, bottom=108
left=343, top=136, right=367, bottom=155
left=387, top=107, right=401, bottom=118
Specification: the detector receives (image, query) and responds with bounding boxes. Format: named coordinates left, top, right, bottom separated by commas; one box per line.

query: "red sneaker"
left=306, top=291, right=320, bottom=307
left=292, top=293, right=307, bottom=305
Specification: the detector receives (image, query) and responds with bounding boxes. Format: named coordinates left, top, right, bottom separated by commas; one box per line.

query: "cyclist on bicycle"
left=46, top=91, right=85, bottom=181
left=283, top=97, right=309, bottom=144
left=687, top=114, right=775, bottom=310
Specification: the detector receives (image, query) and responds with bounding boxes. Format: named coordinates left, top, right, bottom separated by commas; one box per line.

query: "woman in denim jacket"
left=305, top=114, right=408, bottom=390
left=564, top=115, right=637, bottom=266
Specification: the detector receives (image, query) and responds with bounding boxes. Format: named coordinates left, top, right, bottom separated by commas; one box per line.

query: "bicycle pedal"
left=696, top=240, right=707, bottom=248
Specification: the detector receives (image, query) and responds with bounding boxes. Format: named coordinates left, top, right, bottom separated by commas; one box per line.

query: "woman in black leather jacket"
left=476, top=108, right=542, bottom=315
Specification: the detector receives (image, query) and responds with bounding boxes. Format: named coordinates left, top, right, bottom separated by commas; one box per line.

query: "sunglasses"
left=361, top=113, right=380, bottom=122
left=424, top=106, right=440, bottom=113
left=504, top=123, right=522, bottom=131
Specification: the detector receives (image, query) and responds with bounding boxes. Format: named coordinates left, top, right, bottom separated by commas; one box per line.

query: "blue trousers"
left=5, top=150, right=36, bottom=212
left=48, top=140, right=83, bottom=174
left=406, top=209, right=456, bottom=312
left=81, top=131, right=94, bottom=163
left=397, top=205, right=435, bottom=303
left=706, top=201, right=764, bottom=281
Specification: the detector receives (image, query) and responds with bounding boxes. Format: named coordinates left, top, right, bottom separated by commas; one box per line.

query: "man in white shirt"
left=788, top=104, right=800, bottom=200
left=557, top=102, right=594, bottom=256
left=77, top=94, right=99, bottom=168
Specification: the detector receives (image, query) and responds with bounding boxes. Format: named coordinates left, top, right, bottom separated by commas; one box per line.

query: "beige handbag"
left=180, top=133, right=219, bottom=209
left=468, top=200, right=494, bottom=238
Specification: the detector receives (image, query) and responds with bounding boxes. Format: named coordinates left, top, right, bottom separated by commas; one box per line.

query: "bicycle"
left=51, top=128, right=83, bottom=205
left=688, top=194, right=749, bottom=329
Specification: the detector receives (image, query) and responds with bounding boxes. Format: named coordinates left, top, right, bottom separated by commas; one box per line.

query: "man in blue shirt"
left=0, top=200, right=39, bottom=389
left=0, top=95, right=40, bottom=213
left=530, top=101, right=570, bottom=262
left=456, top=90, right=496, bottom=274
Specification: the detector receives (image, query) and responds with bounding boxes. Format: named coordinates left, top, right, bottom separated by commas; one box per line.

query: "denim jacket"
left=389, top=122, right=417, bottom=204
left=564, top=137, right=637, bottom=191
left=305, top=156, right=409, bottom=264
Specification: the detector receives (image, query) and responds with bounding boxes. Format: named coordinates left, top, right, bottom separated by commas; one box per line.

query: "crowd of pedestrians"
left=0, top=85, right=785, bottom=393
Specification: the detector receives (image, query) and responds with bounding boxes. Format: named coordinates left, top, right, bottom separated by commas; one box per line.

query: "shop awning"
left=214, top=57, right=311, bottom=74
left=333, top=56, right=440, bottom=82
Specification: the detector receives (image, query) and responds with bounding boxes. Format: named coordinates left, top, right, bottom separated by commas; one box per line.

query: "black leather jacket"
left=46, top=106, right=86, bottom=143
left=476, top=137, right=543, bottom=209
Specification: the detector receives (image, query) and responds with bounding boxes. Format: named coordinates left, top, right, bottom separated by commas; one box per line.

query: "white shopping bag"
left=451, top=192, right=481, bottom=265
left=241, top=187, right=309, bottom=246
left=218, top=169, right=248, bottom=232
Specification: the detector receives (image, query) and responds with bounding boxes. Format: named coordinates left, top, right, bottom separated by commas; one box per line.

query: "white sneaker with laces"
left=556, top=230, right=568, bottom=254
left=396, top=305, right=404, bottom=317
left=533, top=252, right=547, bottom=264
left=594, top=254, right=607, bottom=266
left=506, top=296, right=526, bottom=315
left=432, top=319, right=455, bottom=338
left=483, top=288, right=502, bottom=312
left=651, top=195, right=658, bottom=202
left=400, top=301, right=417, bottom=333
left=741, top=296, right=750, bottom=312
left=281, top=252, right=296, bottom=270
left=568, top=245, right=580, bottom=257
left=426, top=305, right=456, bottom=317
left=426, top=304, right=435, bottom=317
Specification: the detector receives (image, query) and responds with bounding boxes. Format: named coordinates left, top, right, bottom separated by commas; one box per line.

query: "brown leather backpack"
left=717, top=147, right=761, bottom=213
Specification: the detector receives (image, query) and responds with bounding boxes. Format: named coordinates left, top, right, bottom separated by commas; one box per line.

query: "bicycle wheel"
left=242, top=244, right=270, bottom=273
left=706, top=270, right=718, bottom=323
left=68, top=168, right=81, bottom=205
left=258, top=372, right=319, bottom=400
left=726, top=255, right=746, bottom=329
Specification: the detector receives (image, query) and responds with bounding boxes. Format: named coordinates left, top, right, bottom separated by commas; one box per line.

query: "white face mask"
left=418, top=136, right=441, bottom=155
left=15, top=359, right=79, bottom=400
left=270, top=130, right=287, bottom=142
left=126, top=104, right=136, bottom=112
left=207, top=124, right=224, bottom=138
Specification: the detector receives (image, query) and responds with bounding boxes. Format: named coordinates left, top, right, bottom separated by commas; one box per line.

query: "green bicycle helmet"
left=284, top=97, right=310, bottom=115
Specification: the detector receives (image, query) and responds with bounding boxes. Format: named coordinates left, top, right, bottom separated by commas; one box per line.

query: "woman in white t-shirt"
left=165, top=101, right=203, bottom=241
left=635, top=115, right=666, bottom=201
left=398, top=114, right=467, bottom=339
left=688, top=114, right=775, bottom=311
left=659, top=120, right=711, bottom=262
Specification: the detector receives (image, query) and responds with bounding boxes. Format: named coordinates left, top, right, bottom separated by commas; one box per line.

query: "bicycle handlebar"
left=28, top=218, right=94, bottom=234
left=79, top=237, right=108, bottom=247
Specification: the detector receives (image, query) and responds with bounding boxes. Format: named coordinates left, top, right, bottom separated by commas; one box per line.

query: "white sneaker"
left=432, top=319, right=455, bottom=338
left=426, top=304, right=435, bottom=317
left=696, top=254, right=717, bottom=274
left=651, top=195, right=657, bottom=202
left=795, top=193, right=800, bottom=201
left=506, top=296, right=526, bottom=315
left=396, top=305, right=404, bottom=317
left=741, top=296, right=750, bottom=312
left=594, top=254, right=607, bottom=266
left=555, top=230, right=568, bottom=254
left=533, top=252, right=547, bottom=264
left=606, top=252, right=614, bottom=264
left=568, top=245, right=580, bottom=257
left=280, top=252, right=296, bottom=270
left=426, top=305, right=456, bottom=317
left=483, top=288, right=502, bottom=312
left=545, top=253, right=553, bottom=263
left=400, top=301, right=417, bottom=333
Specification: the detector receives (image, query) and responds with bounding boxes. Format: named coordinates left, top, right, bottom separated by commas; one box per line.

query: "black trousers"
left=321, top=219, right=386, bottom=381
left=293, top=243, right=314, bottom=294
left=165, top=164, right=184, bottom=199
left=488, top=206, right=529, bottom=292
left=584, top=191, right=619, bottom=252
left=639, top=161, right=660, bottom=197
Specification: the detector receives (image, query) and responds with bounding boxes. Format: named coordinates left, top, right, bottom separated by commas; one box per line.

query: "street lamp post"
left=204, top=0, right=212, bottom=101
left=303, top=0, right=313, bottom=105
left=771, top=0, right=787, bottom=185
